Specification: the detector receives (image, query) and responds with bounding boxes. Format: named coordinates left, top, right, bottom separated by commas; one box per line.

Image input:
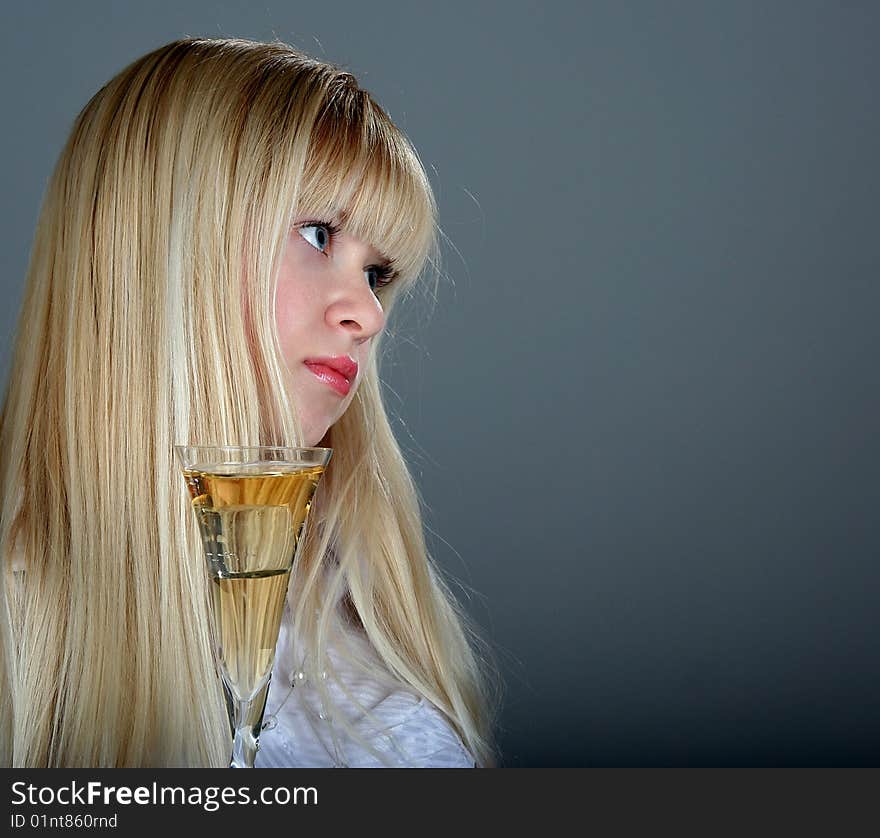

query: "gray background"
left=2, top=2, right=878, bottom=766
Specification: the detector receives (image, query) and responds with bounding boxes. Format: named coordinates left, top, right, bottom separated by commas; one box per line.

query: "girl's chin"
left=303, top=425, right=332, bottom=449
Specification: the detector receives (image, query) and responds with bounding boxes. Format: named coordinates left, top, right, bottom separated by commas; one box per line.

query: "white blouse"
left=255, top=611, right=476, bottom=768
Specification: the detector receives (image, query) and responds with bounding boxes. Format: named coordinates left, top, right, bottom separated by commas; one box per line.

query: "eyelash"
left=299, top=220, right=397, bottom=291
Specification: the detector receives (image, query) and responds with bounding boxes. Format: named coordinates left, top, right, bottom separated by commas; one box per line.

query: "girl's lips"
left=304, top=362, right=351, bottom=397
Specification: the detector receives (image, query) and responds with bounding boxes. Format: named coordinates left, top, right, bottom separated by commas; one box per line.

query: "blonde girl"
left=0, top=37, right=499, bottom=768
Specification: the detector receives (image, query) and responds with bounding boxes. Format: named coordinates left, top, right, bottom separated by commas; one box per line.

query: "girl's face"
left=275, top=216, right=393, bottom=446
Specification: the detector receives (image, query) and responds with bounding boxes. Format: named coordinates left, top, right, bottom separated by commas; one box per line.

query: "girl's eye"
left=297, top=220, right=397, bottom=292
left=365, top=265, right=396, bottom=292
left=298, top=223, right=335, bottom=253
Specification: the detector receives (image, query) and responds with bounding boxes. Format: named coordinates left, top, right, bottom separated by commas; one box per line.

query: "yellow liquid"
left=183, top=465, right=325, bottom=700
left=183, top=465, right=324, bottom=575
left=211, top=569, right=290, bottom=701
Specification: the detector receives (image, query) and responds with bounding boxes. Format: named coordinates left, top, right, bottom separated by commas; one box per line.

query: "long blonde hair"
left=0, top=37, right=499, bottom=767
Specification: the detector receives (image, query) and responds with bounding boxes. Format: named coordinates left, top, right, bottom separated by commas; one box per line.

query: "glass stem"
left=227, top=679, right=270, bottom=768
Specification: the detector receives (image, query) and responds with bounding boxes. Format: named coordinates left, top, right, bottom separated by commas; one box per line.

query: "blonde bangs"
left=296, top=86, right=438, bottom=296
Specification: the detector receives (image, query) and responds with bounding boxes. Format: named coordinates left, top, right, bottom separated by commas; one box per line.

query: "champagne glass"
left=174, top=444, right=332, bottom=768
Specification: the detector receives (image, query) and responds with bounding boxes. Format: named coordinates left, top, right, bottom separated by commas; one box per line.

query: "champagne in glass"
left=175, top=444, right=332, bottom=768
